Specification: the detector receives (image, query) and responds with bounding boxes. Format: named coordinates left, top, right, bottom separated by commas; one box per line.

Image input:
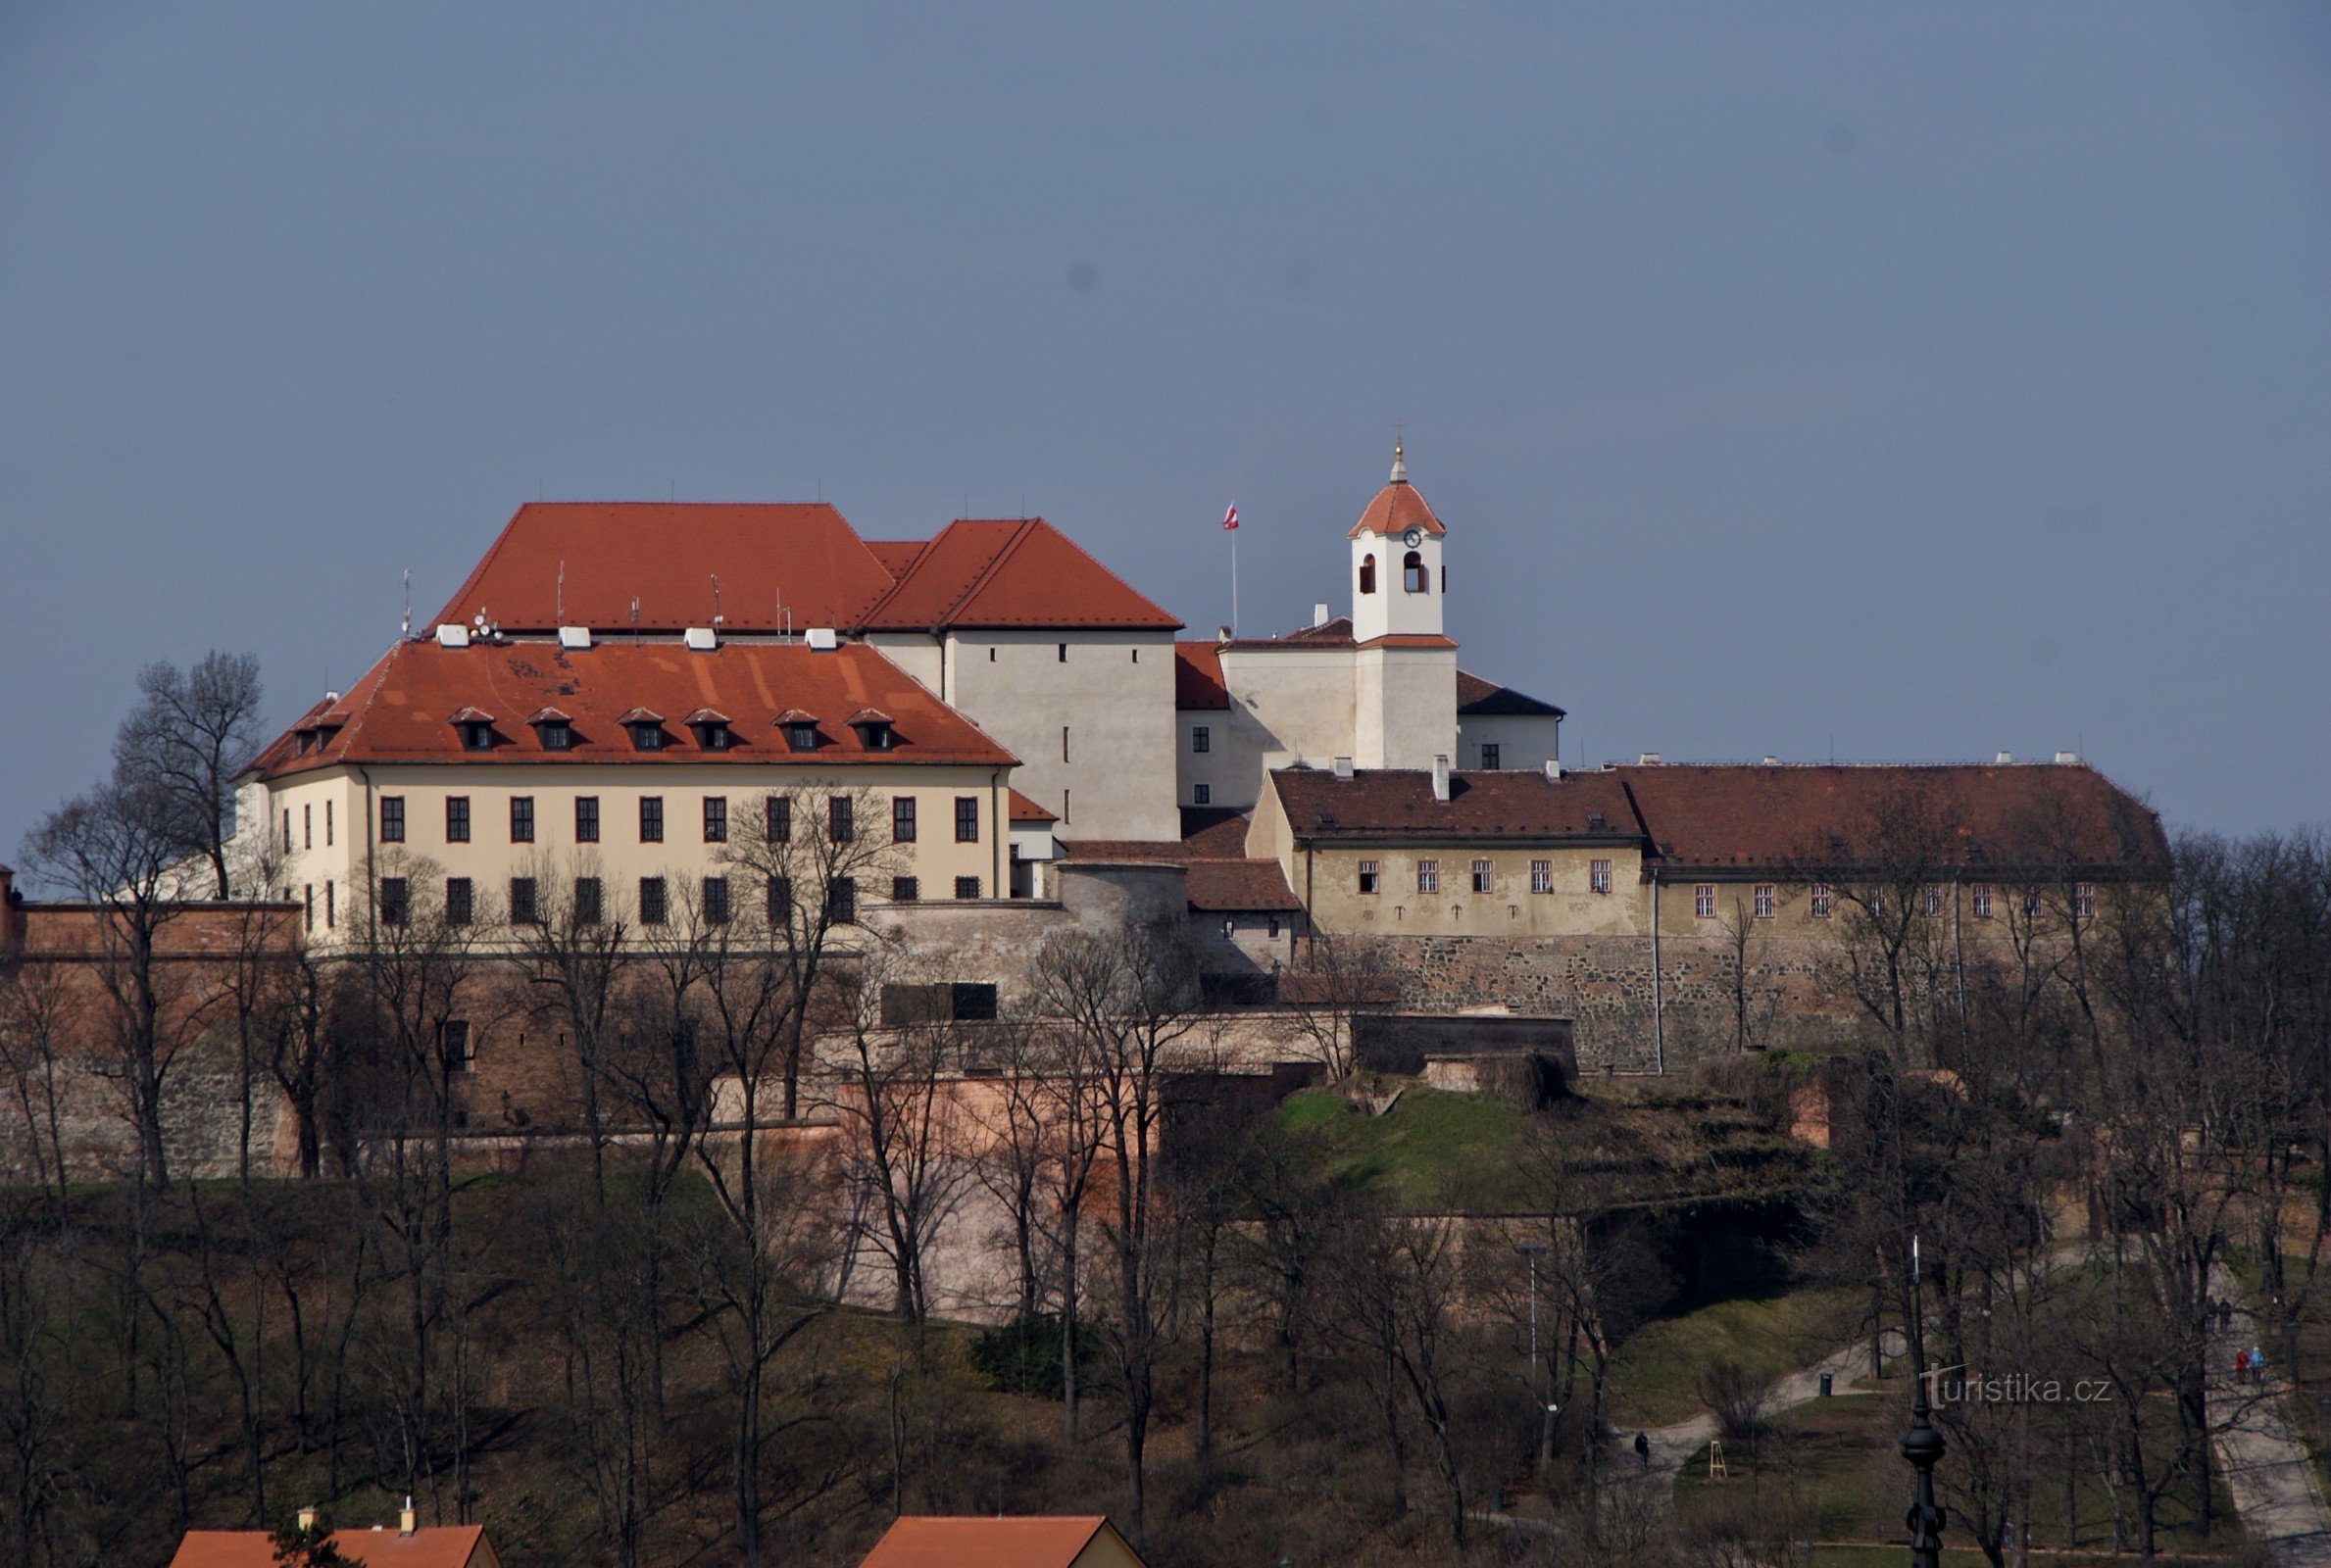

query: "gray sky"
left=4, top=3, right=2327, bottom=863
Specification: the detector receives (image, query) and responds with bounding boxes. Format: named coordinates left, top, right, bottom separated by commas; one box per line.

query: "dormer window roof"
left=847, top=707, right=897, bottom=750
left=774, top=709, right=820, bottom=753
left=527, top=707, right=575, bottom=751
left=448, top=707, right=498, bottom=752
left=686, top=708, right=736, bottom=752
left=616, top=708, right=667, bottom=752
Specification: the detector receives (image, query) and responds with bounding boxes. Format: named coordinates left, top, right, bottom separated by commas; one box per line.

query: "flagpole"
left=1230, top=522, right=1238, bottom=636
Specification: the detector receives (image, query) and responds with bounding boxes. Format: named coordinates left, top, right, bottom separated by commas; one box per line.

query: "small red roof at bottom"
left=172, top=1526, right=488, bottom=1568
left=857, top=1515, right=1126, bottom=1568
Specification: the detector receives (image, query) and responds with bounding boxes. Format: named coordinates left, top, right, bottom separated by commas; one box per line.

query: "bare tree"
left=23, top=774, right=221, bottom=1189
left=1280, top=929, right=1392, bottom=1080
left=114, top=651, right=265, bottom=900
left=1030, top=917, right=1210, bottom=1541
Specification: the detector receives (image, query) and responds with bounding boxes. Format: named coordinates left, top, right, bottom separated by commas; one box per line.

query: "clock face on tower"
left=1402, top=526, right=1422, bottom=548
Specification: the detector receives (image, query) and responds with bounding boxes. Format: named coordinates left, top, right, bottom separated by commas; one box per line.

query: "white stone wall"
left=941, top=629, right=1179, bottom=840
left=1359, top=646, right=1458, bottom=771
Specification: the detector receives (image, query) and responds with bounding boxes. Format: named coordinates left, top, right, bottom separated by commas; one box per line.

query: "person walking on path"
left=1635, top=1431, right=1651, bottom=1471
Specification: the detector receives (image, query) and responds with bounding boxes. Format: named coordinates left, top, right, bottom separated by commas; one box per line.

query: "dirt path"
left=2209, top=1261, right=2331, bottom=1566
left=1631, top=1329, right=1905, bottom=1480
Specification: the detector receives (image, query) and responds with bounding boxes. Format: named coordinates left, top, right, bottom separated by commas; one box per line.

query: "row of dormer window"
left=371, top=791, right=981, bottom=846
left=445, top=708, right=896, bottom=755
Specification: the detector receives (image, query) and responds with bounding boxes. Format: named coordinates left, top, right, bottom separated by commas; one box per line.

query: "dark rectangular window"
left=767, top=796, right=792, bottom=843
left=575, top=796, right=601, bottom=843
left=638, top=877, right=668, bottom=925
left=510, top=796, right=535, bottom=843
left=826, top=876, right=857, bottom=923
left=510, top=877, right=539, bottom=924
left=631, top=723, right=665, bottom=752
left=324, top=880, right=335, bottom=928
left=639, top=797, right=664, bottom=843
left=445, top=797, right=471, bottom=843
left=892, top=797, right=917, bottom=843
left=303, top=805, right=312, bottom=849
left=1358, top=859, right=1379, bottom=895
left=1192, top=725, right=1211, bottom=754
left=441, top=1020, right=472, bottom=1073
left=573, top=876, right=603, bottom=926
left=378, top=876, right=410, bottom=925
left=955, top=796, right=980, bottom=843
left=703, top=876, right=730, bottom=924
left=325, top=802, right=334, bottom=847
left=445, top=876, right=473, bottom=925
left=767, top=875, right=792, bottom=923
left=380, top=796, right=406, bottom=843
left=954, top=876, right=981, bottom=901
left=829, top=796, right=854, bottom=843
left=1057, top=642, right=1067, bottom=662
left=703, top=796, right=727, bottom=843
left=540, top=720, right=571, bottom=751
left=1480, top=744, right=1501, bottom=771
left=892, top=875, right=919, bottom=903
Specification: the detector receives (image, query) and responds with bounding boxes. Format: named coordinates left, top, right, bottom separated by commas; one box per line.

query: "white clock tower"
left=1346, top=443, right=1458, bottom=770
left=1349, top=442, right=1445, bottom=645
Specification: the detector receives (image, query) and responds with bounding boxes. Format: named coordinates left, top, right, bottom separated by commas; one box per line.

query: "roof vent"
left=1431, top=755, right=1451, bottom=803
left=683, top=626, right=718, bottom=652
left=434, top=623, right=471, bottom=649
left=805, top=627, right=840, bottom=651
left=1638, top=751, right=1661, bottom=765
left=1587, top=810, right=1606, bottom=828
left=2054, top=749, right=2079, bottom=763
left=1544, top=759, right=1563, bottom=782
left=1332, top=756, right=1354, bottom=780
left=559, top=626, right=592, bottom=651
left=1996, top=750, right=2013, bottom=764
left=1761, top=755, right=1777, bottom=765
left=324, top=691, right=340, bottom=705
left=1313, top=603, right=1329, bottom=627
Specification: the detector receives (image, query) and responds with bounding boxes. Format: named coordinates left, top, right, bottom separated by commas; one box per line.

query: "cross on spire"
left=1390, top=418, right=1408, bottom=484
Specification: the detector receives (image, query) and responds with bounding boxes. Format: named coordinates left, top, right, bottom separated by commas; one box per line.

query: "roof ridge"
left=937, top=517, right=1042, bottom=630
left=851, top=531, right=950, bottom=630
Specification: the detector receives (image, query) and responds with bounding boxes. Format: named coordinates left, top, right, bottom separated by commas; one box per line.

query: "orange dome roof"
left=1346, top=444, right=1447, bottom=538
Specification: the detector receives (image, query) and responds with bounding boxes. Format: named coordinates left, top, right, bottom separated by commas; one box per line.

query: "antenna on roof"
left=400, top=570, right=411, bottom=639
left=629, top=597, right=640, bottom=645
left=556, top=560, right=565, bottom=623
left=711, top=573, right=723, bottom=627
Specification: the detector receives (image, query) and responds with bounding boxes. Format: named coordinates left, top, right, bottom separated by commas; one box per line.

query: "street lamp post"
left=1902, top=1236, right=1947, bottom=1568
left=1517, top=1241, right=1553, bottom=1476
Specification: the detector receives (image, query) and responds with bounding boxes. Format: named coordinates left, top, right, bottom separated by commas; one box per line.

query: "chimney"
left=1761, top=755, right=1777, bottom=765
left=1638, top=752, right=1661, bottom=766
left=1995, top=750, right=2013, bottom=764
left=1217, top=624, right=1233, bottom=643
left=296, top=1508, right=318, bottom=1534
left=1543, top=759, right=1563, bottom=782
left=0, top=865, right=15, bottom=957
left=399, top=1498, right=416, bottom=1537
left=1312, top=602, right=1329, bottom=627
left=2054, top=750, right=2079, bottom=763
left=1431, top=755, right=1451, bottom=802
left=1331, top=756, right=1354, bottom=780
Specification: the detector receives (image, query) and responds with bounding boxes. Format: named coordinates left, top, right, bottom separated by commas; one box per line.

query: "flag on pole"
left=1221, top=503, right=1239, bottom=531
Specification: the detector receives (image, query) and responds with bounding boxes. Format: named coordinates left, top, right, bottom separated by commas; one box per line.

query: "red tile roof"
left=1173, top=641, right=1229, bottom=710
left=1063, top=808, right=1254, bottom=862
left=172, top=1528, right=486, bottom=1568
left=858, top=1515, right=1127, bottom=1568
left=1009, top=788, right=1058, bottom=823
left=863, top=540, right=927, bottom=576
left=250, top=640, right=1017, bottom=779
left=859, top=518, right=1180, bottom=632
left=434, top=503, right=899, bottom=633
left=1348, top=478, right=1446, bottom=539
left=1272, top=768, right=1644, bottom=842
left=1609, top=762, right=2168, bottom=873
left=1185, top=858, right=1301, bottom=911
